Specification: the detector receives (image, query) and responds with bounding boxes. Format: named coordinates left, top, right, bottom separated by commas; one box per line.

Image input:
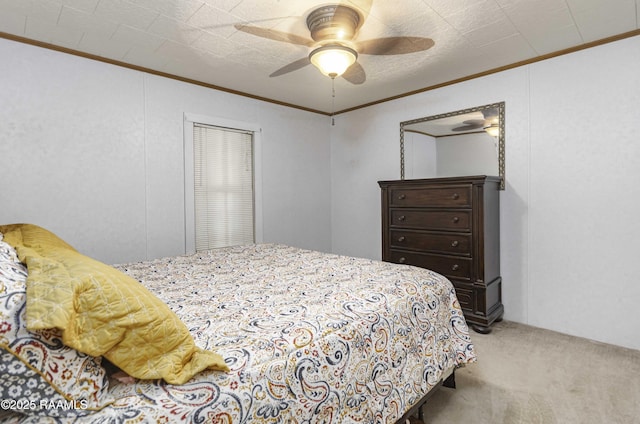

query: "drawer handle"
left=452, top=216, right=460, bottom=223
left=398, top=236, right=406, bottom=242
left=398, top=215, right=406, bottom=221
left=398, top=194, right=406, bottom=200
left=452, top=193, right=460, bottom=200
left=451, top=240, right=459, bottom=247
left=398, top=257, right=406, bottom=264
left=451, top=264, right=460, bottom=271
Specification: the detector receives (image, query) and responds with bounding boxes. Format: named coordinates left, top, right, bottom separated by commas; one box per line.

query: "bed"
left=0, top=224, right=476, bottom=423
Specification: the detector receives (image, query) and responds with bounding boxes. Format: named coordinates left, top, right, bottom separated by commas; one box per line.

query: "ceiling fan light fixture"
left=309, top=45, right=357, bottom=78
left=483, top=123, right=500, bottom=138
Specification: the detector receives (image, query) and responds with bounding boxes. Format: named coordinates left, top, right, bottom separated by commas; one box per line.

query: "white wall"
left=0, top=37, right=332, bottom=264
left=331, top=35, right=640, bottom=350
left=436, top=133, right=499, bottom=177
left=403, top=131, right=437, bottom=179
left=404, top=131, right=499, bottom=179
left=2, top=34, right=639, bottom=351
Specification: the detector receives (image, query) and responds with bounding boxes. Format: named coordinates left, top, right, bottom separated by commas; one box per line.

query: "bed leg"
left=443, top=370, right=456, bottom=389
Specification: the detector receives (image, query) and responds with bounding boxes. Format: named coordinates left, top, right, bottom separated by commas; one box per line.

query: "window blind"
left=193, top=124, right=255, bottom=250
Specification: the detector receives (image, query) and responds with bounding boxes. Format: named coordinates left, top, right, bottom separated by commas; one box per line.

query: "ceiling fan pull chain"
left=331, top=77, right=336, bottom=126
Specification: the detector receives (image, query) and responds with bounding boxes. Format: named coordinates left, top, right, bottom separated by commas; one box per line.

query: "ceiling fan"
left=452, top=108, right=499, bottom=132
left=234, top=2, right=435, bottom=84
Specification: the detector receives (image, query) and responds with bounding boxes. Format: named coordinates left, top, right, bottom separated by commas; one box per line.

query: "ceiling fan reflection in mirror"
left=452, top=108, right=499, bottom=134
left=234, top=2, right=435, bottom=84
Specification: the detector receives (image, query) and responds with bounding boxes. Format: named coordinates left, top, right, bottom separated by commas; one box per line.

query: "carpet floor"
left=420, top=320, right=640, bottom=424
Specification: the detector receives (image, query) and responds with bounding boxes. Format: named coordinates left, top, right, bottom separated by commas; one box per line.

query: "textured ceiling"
left=1, top=0, right=638, bottom=114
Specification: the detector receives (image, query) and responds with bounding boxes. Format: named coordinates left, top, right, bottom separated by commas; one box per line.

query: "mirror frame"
left=400, top=101, right=505, bottom=190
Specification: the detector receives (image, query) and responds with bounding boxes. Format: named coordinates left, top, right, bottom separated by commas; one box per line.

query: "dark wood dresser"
left=378, top=175, right=503, bottom=333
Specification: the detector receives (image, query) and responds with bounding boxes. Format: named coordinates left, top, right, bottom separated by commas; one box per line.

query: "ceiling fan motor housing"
left=306, top=5, right=361, bottom=43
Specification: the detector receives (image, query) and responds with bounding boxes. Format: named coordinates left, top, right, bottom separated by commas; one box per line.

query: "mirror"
left=400, top=102, right=505, bottom=190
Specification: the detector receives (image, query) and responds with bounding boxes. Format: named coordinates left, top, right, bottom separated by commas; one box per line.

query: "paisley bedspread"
left=8, top=244, right=476, bottom=423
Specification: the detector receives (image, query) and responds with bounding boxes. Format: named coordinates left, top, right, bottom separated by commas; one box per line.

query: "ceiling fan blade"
left=356, top=36, right=435, bottom=55
left=270, top=57, right=310, bottom=77
left=452, top=120, right=485, bottom=132
left=234, top=23, right=313, bottom=46
left=452, top=125, right=478, bottom=132
left=342, top=61, right=366, bottom=84
left=482, top=108, right=499, bottom=120
left=465, top=119, right=485, bottom=126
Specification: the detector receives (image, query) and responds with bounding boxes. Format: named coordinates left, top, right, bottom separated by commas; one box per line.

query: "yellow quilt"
left=0, top=224, right=228, bottom=384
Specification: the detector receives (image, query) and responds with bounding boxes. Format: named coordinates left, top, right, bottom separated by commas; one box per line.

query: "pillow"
left=0, top=223, right=78, bottom=253
left=2, top=224, right=228, bottom=384
left=0, top=235, right=112, bottom=417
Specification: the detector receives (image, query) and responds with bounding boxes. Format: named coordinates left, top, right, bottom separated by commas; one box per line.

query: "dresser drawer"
left=390, top=185, right=471, bottom=208
left=390, top=230, right=471, bottom=255
left=452, top=286, right=473, bottom=311
left=390, top=209, right=471, bottom=231
left=389, top=250, right=472, bottom=281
